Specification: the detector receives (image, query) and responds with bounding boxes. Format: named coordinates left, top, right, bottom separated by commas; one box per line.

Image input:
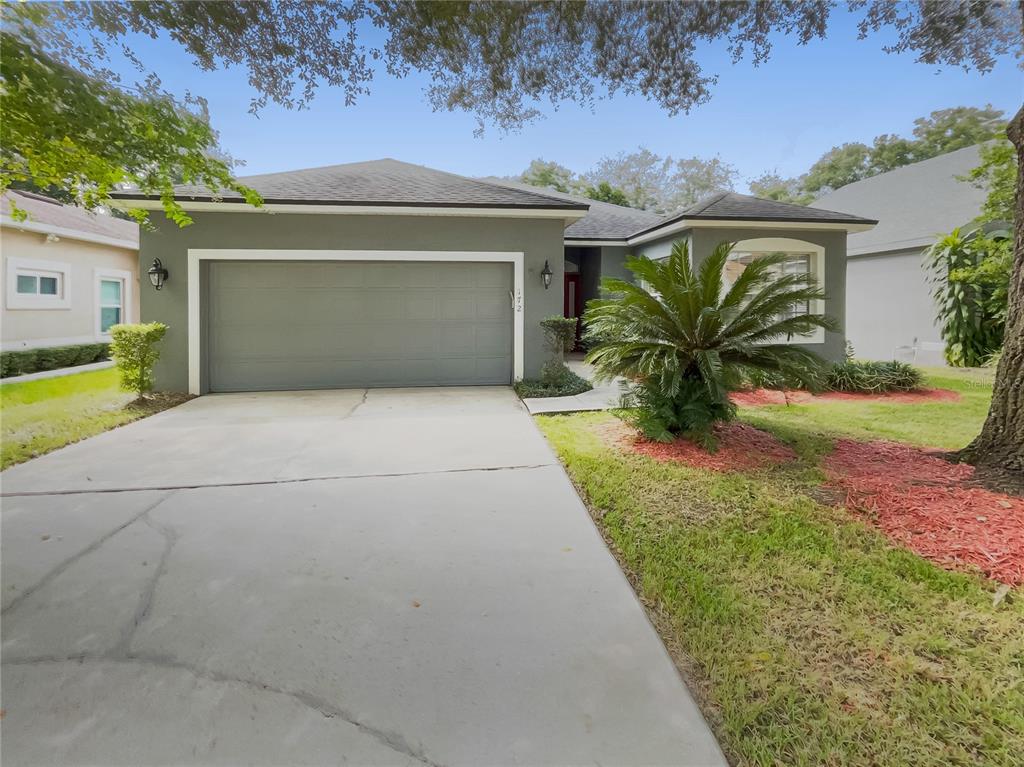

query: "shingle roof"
left=1, top=190, right=139, bottom=246
left=809, top=145, right=987, bottom=256
left=480, top=178, right=665, bottom=239
left=629, top=191, right=877, bottom=239
left=113, top=158, right=588, bottom=210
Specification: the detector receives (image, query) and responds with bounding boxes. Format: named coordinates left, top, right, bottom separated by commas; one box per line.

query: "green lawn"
left=1, top=368, right=187, bottom=469
left=536, top=368, right=1022, bottom=767
left=740, top=367, right=994, bottom=451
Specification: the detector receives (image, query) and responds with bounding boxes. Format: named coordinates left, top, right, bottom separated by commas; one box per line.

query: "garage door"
left=207, top=260, right=513, bottom=391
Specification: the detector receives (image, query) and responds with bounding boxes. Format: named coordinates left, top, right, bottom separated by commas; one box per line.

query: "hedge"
left=0, top=343, right=110, bottom=378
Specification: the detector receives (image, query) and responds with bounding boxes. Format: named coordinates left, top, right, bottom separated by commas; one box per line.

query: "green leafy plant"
left=924, top=227, right=1008, bottom=367
left=0, top=343, right=109, bottom=378
left=584, top=240, right=834, bottom=446
left=514, top=316, right=593, bottom=398
left=109, top=323, right=168, bottom=397
left=513, top=371, right=593, bottom=399
left=539, top=316, right=578, bottom=358
left=825, top=360, right=923, bottom=393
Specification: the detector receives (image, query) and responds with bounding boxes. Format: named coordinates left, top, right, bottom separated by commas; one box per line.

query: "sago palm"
left=584, top=239, right=836, bottom=444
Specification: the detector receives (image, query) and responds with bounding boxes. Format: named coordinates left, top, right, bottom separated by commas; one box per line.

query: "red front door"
left=564, top=273, right=582, bottom=350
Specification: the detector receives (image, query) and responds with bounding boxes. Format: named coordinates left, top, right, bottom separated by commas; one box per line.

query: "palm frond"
left=583, top=238, right=835, bottom=438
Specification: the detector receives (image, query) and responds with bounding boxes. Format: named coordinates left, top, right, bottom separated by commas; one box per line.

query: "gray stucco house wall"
left=811, top=145, right=989, bottom=363
left=845, top=248, right=940, bottom=361
left=118, top=162, right=873, bottom=394
left=140, top=212, right=565, bottom=392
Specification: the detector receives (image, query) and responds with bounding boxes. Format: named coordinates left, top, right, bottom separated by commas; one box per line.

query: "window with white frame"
left=724, top=238, right=825, bottom=343
left=94, top=268, right=132, bottom=337
left=99, top=279, right=123, bottom=332
left=5, top=257, right=72, bottom=309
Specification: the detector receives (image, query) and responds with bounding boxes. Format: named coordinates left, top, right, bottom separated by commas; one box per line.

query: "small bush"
left=515, top=316, right=593, bottom=398
left=825, top=360, right=923, bottom=393
left=0, top=342, right=110, bottom=378
left=109, top=323, right=168, bottom=397
left=514, top=369, right=593, bottom=398
left=539, top=316, right=578, bottom=357
left=622, top=379, right=736, bottom=448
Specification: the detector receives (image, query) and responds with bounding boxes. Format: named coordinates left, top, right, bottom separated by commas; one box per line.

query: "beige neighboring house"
left=1, top=190, right=139, bottom=352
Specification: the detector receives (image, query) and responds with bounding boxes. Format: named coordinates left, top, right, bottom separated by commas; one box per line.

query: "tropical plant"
left=825, top=360, right=923, bottom=393
left=925, top=227, right=1009, bottom=367
left=584, top=240, right=835, bottom=445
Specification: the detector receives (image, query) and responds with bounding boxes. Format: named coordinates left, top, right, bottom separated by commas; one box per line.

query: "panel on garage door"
left=207, top=261, right=513, bottom=391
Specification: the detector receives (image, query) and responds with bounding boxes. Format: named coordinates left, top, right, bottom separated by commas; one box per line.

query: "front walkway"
left=1, top=387, right=724, bottom=766
left=523, top=355, right=626, bottom=414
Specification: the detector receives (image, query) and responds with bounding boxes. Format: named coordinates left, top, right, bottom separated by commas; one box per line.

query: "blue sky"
left=130, top=12, right=1021, bottom=192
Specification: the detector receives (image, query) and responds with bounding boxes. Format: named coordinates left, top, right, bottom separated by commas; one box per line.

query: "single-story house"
left=2, top=190, right=140, bottom=352
left=112, top=159, right=874, bottom=394
left=810, top=145, right=988, bottom=364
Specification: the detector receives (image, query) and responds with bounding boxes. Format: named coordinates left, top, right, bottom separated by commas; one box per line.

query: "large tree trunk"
left=958, top=102, right=1024, bottom=483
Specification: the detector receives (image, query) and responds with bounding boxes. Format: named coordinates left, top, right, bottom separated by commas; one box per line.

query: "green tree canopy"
left=5, top=1, right=1018, bottom=222
left=747, top=172, right=813, bottom=205
left=518, top=159, right=578, bottom=194
left=757, top=104, right=1010, bottom=201
left=584, top=181, right=631, bottom=207
left=964, top=134, right=1017, bottom=224
left=801, top=143, right=874, bottom=194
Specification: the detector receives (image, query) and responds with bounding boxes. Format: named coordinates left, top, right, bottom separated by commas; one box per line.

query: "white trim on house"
left=118, top=199, right=587, bottom=225
left=562, top=219, right=872, bottom=248
left=728, top=237, right=827, bottom=345
left=5, top=256, right=72, bottom=310
left=1, top=215, right=138, bottom=251
left=186, top=248, right=526, bottom=396
left=94, top=267, right=133, bottom=339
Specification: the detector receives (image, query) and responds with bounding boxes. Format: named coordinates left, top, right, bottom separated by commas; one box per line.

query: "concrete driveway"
left=1, top=387, right=724, bottom=766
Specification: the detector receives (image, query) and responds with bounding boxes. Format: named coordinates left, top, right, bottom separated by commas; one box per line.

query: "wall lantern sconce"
left=147, top=258, right=169, bottom=290
left=540, top=260, right=553, bottom=290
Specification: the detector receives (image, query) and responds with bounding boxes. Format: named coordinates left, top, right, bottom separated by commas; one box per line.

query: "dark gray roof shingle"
left=480, top=178, right=665, bottom=239
left=114, top=159, right=588, bottom=210
left=629, top=191, right=877, bottom=238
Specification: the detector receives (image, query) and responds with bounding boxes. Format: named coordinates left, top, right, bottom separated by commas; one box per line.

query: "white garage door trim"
left=187, top=249, right=525, bottom=395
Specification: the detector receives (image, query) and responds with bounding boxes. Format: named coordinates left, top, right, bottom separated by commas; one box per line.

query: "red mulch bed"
left=824, top=439, right=1024, bottom=586
left=732, top=388, right=961, bottom=407
left=632, top=422, right=797, bottom=472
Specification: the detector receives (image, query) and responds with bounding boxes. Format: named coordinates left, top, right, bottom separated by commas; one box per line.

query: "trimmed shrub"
left=514, top=315, right=594, bottom=398
left=513, top=369, right=593, bottom=398
left=825, top=360, right=923, bottom=393
left=109, top=322, right=168, bottom=396
left=0, top=342, right=110, bottom=378
left=539, top=316, right=578, bottom=358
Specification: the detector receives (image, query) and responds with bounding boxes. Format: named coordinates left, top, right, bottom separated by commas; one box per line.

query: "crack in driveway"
left=4, top=654, right=442, bottom=766
left=2, top=479, right=443, bottom=767
left=111, top=515, right=179, bottom=656
left=1, top=462, right=555, bottom=497
left=1, top=491, right=176, bottom=616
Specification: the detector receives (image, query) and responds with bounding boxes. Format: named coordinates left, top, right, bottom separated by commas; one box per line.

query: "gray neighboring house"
left=811, top=145, right=988, bottom=364
left=112, top=159, right=873, bottom=395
